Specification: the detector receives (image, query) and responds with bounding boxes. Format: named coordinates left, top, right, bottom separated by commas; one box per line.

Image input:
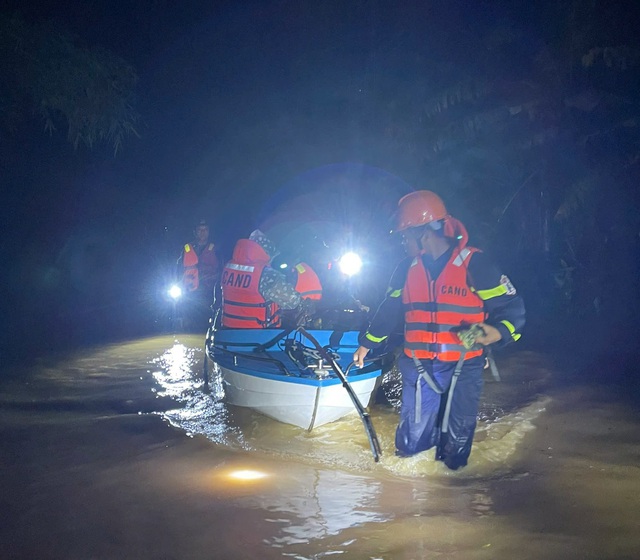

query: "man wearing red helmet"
left=353, top=191, right=525, bottom=470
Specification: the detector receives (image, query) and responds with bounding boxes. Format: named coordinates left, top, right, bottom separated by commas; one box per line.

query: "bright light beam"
left=168, top=284, right=182, bottom=300
left=338, top=252, right=362, bottom=276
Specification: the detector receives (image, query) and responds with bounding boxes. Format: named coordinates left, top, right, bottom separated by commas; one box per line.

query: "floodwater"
left=1, top=335, right=639, bottom=560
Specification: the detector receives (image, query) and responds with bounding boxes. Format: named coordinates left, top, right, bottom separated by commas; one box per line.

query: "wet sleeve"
left=358, top=258, right=412, bottom=350
left=259, top=267, right=303, bottom=310
left=467, top=252, right=526, bottom=346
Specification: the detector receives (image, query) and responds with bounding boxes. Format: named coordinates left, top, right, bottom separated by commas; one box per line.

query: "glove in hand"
left=457, top=324, right=486, bottom=350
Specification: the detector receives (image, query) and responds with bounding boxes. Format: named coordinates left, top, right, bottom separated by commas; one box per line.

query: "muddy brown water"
left=1, top=335, right=638, bottom=559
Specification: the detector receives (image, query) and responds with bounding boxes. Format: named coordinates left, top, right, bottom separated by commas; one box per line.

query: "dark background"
left=2, top=1, right=639, bottom=373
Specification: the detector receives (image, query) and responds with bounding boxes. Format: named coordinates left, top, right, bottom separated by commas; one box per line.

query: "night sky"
left=2, top=1, right=640, bottom=364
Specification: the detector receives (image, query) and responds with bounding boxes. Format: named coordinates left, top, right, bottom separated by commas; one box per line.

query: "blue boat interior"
left=207, top=329, right=384, bottom=384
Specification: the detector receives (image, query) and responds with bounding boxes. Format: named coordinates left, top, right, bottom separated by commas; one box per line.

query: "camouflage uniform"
left=249, top=230, right=302, bottom=310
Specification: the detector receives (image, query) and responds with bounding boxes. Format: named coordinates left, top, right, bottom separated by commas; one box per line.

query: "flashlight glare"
left=168, top=285, right=182, bottom=300
left=338, top=252, right=362, bottom=276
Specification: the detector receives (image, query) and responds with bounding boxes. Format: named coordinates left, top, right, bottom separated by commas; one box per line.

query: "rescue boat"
left=204, top=326, right=386, bottom=431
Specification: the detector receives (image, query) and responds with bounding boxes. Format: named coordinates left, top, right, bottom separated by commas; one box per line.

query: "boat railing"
left=207, top=337, right=388, bottom=379
left=207, top=343, right=298, bottom=376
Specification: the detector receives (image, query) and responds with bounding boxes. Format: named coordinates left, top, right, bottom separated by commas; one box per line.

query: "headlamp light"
left=338, top=252, right=362, bottom=276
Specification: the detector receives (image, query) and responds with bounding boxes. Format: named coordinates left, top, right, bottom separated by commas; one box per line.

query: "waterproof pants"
left=395, top=353, right=484, bottom=470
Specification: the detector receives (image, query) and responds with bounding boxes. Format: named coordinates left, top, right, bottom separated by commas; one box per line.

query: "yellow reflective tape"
left=500, top=320, right=521, bottom=341
left=476, top=284, right=507, bottom=300
left=365, top=332, right=387, bottom=343
left=501, top=320, right=515, bottom=334
left=295, top=264, right=306, bottom=273
left=184, top=245, right=191, bottom=252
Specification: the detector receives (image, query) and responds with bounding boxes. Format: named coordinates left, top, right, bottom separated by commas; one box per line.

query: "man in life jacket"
left=353, top=190, right=525, bottom=470
left=179, top=219, right=219, bottom=297
left=221, top=229, right=313, bottom=328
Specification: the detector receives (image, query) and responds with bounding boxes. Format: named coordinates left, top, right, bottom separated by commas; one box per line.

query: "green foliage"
left=0, top=13, right=139, bottom=154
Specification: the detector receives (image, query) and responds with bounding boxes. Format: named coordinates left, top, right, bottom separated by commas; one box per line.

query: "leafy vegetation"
left=0, top=12, right=139, bottom=154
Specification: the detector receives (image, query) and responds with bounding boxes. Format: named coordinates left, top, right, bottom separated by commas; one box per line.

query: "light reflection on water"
left=2, top=335, right=639, bottom=559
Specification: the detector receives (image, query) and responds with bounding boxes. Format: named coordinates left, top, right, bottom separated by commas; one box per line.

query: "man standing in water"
left=353, top=191, right=525, bottom=470
left=178, top=219, right=220, bottom=330
left=179, top=219, right=219, bottom=296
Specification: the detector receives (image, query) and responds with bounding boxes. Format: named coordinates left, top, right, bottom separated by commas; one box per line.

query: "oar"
left=297, top=327, right=382, bottom=462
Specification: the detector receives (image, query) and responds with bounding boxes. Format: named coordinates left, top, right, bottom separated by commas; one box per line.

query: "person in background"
left=179, top=219, right=219, bottom=297
left=221, top=229, right=313, bottom=328
left=353, top=190, right=525, bottom=470
left=175, top=219, right=220, bottom=331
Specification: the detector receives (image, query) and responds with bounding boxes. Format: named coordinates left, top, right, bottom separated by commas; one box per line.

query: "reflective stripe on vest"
left=221, top=261, right=280, bottom=328
left=402, top=246, right=485, bottom=361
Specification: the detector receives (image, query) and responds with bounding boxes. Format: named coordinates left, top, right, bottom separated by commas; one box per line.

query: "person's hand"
left=352, top=298, right=370, bottom=313
left=353, top=345, right=370, bottom=368
left=474, top=322, right=502, bottom=345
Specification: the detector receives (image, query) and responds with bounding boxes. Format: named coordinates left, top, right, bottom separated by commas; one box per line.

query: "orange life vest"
left=221, top=239, right=280, bottom=328
left=182, top=244, right=199, bottom=291
left=182, top=242, right=217, bottom=292
left=403, top=246, right=485, bottom=361
left=293, top=262, right=323, bottom=300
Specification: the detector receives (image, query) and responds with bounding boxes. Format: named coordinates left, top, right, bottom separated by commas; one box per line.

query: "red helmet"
left=395, top=190, right=448, bottom=232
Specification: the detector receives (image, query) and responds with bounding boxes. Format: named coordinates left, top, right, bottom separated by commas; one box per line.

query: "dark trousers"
left=395, top=353, right=484, bottom=469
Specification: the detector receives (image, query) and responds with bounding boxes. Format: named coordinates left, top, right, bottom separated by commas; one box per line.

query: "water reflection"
left=264, top=470, right=386, bottom=546
left=151, top=342, right=199, bottom=399
left=151, top=339, right=249, bottom=448
left=227, top=467, right=387, bottom=546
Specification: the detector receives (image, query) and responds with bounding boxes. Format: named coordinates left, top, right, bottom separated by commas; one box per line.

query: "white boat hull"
left=220, top=365, right=379, bottom=430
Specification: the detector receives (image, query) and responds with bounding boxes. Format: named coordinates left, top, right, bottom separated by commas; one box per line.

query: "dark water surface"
left=1, top=335, right=639, bottom=559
